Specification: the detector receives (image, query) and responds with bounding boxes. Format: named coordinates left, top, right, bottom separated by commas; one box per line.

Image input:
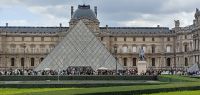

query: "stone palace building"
left=0, top=5, right=200, bottom=70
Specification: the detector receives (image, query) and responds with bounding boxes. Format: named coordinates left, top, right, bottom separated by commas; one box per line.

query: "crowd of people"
left=0, top=67, right=197, bottom=76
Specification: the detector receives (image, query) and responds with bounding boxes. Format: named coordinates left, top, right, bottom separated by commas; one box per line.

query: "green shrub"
left=158, top=75, right=200, bottom=82
left=0, top=75, right=157, bottom=81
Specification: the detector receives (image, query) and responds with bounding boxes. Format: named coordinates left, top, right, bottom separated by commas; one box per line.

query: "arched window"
left=132, top=58, right=136, bottom=66
left=122, top=45, right=128, bottom=53
left=166, top=58, right=171, bottom=66
left=185, top=58, right=188, bottom=66
left=31, top=58, right=35, bottom=66
left=21, top=58, right=25, bottom=66
left=11, top=58, right=15, bottom=66
left=184, top=44, right=188, bottom=52
left=123, top=58, right=127, bottom=66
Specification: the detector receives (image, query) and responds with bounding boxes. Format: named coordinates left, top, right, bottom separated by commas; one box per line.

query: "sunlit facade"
left=0, top=5, right=200, bottom=70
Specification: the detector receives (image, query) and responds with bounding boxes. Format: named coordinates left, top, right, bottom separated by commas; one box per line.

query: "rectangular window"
left=133, top=58, right=136, bottom=66
left=167, top=37, right=170, bottom=41
left=185, top=35, right=187, bottom=39
left=152, top=58, right=155, bottom=66
left=143, top=37, right=145, bottom=41
left=124, top=58, right=127, bottom=66
left=133, top=37, right=136, bottom=41
left=11, top=58, right=15, bottom=66
left=11, top=37, right=15, bottom=41
left=41, top=37, right=44, bottom=41
left=152, top=45, right=155, bottom=53
left=132, top=46, right=137, bottom=52
left=185, top=58, right=188, bottom=66
left=152, top=37, right=155, bottom=41
left=166, top=46, right=171, bottom=52
left=51, top=37, right=54, bottom=41
left=114, top=37, right=117, bottom=41
left=123, top=46, right=128, bottom=53
left=31, top=58, right=35, bottom=66
left=40, top=44, right=45, bottom=53
left=31, top=37, right=34, bottom=42
left=101, top=37, right=104, bottom=41
left=124, top=37, right=126, bottom=41
left=22, top=37, right=24, bottom=41
left=21, top=58, right=24, bottom=66
left=11, top=48, right=15, bottom=53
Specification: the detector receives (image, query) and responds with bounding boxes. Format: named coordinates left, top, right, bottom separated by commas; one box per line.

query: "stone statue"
left=139, top=47, right=145, bottom=61
left=195, top=8, right=200, bottom=20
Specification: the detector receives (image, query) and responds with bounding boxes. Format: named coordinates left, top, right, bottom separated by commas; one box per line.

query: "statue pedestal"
left=137, top=61, right=147, bottom=75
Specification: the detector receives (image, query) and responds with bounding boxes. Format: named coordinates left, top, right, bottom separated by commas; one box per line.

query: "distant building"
left=0, top=5, right=199, bottom=70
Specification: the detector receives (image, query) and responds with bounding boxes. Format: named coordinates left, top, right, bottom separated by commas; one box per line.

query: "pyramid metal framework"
left=35, top=21, right=123, bottom=71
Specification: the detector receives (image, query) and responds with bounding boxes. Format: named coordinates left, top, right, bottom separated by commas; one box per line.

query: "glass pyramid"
left=35, top=20, right=123, bottom=71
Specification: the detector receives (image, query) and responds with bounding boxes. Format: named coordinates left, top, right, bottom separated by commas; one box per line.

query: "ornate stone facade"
left=0, top=5, right=200, bottom=70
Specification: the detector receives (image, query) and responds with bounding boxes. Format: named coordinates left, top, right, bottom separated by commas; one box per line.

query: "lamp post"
left=58, top=69, right=60, bottom=82
left=23, top=43, right=26, bottom=75
left=114, top=47, right=118, bottom=75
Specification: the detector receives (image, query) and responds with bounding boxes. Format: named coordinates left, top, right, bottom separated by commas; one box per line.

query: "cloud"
left=0, top=0, right=198, bottom=28
left=0, top=19, right=29, bottom=26
left=161, top=0, right=200, bottom=13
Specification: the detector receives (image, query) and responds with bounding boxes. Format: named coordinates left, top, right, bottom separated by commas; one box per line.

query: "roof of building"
left=71, top=5, right=97, bottom=20
left=0, top=26, right=172, bottom=35
left=100, top=27, right=172, bottom=34
left=0, top=26, right=68, bottom=33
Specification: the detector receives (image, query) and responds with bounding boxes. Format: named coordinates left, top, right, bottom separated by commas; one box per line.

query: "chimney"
left=175, top=20, right=180, bottom=27
left=94, top=6, right=97, bottom=17
left=106, top=25, right=108, bottom=30
left=71, top=6, right=74, bottom=18
left=6, top=23, right=8, bottom=27
left=59, top=23, right=62, bottom=27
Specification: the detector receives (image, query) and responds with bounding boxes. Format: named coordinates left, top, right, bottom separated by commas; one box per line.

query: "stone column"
left=118, top=57, right=123, bottom=67
left=198, top=39, right=200, bottom=50
left=16, top=57, right=20, bottom=68
left=128, top=57, right=132, bottom=67
left=25, top=57, right=29, bottom=69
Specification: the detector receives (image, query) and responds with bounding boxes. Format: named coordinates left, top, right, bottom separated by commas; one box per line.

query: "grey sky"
left=0, top=0, right=199, bottom=28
